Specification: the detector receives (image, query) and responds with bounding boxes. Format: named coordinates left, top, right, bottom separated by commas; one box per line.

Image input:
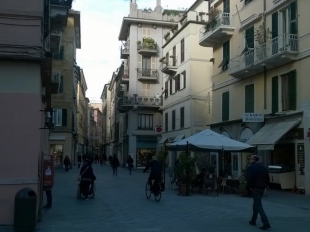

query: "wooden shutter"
left=245, top=84, right=254, bottom=113
left=62, top=109, right=67, bottom=126
left=169, top=79, right=172, bottom=95
left=173, top=46, right=176, bottom=65
left=146, top=28, right=151, bottom=37
left=223, top=0, right=230, bottom=13
left=151, top=56, right=156, bottom=70
left=142, top=83, right=151, bottom=96
left=288, top=70, right=297, bottom=110
left=180, top=39, right=184, bottom=62
left=245, top=26, right=254, bottom=48
left=175, top=75, right=180, bottom=92
left=59, top=75, right=64, bottom=93
left=180, top=107, right=185, bottom=128
left=290, top=1, right=297, bottom=34
left=183, top=71, right=186, bottom=89
left=142, top=28, right=147, bottom=38
left=272, top=12, right=278, bottom=39
left=137, top=54, right=142, bottom=69
left=272, top=76, right=279, bottom=113
left=165, top=81, right=168, bottom=91
left=222, top=92, right=229, bottom=121
left=165, top=113, right=168, bottom=131
left=172, top=110, right=176, bottom=130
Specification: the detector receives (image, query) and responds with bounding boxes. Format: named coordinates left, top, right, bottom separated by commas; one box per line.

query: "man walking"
left=127, top=155, right=134, bottom=175
left=247, top=155, right=271, bottom=230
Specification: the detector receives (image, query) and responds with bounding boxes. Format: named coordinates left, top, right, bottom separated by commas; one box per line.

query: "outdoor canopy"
left=166, top=129, right=254, bottom=152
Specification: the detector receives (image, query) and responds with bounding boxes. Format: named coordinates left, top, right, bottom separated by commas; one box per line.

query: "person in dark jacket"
left=143, top=156, right=162, bottom=195
left=111, top=154, right=120, bottom=176
left=127, top=155, right=134, bottom=175
left=80, top=159, right=96, bottom=200
left=63, top=156, right=70, bottom=172
left=246, top=155, right=271, bottom=230
left=109, top=155, right=113, bottom=167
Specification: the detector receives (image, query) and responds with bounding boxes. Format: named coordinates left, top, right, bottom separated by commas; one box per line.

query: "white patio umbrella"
left=166, top=129, right=254, bottom=152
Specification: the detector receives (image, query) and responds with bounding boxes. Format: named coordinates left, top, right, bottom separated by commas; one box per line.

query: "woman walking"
left=111, top=154, right=120, bottom=176
left=63, top=156, right=70, bottom=172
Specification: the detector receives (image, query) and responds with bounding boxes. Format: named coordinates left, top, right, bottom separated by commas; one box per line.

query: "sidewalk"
left=1, top=164, right=310, bottom=232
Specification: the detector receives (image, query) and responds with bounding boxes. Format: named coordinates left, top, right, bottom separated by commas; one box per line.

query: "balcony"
left=229, top=34, right=298, bottom=79
left=199, top=13, right=235, bottom=47
left=137, top=69, right=158, bottom=81
left=121, top=69, right=129, bottom=84
left=50, top=0, right=73, bottom=31
left=119, top=95, right=163, bottom=111
left=120, top=42, right=130, bottom=59
left=137, top=42, right=157, bottom=55
left=50, top=30, right=62, bottom=54
left=161, top=60, right=177, bottom=75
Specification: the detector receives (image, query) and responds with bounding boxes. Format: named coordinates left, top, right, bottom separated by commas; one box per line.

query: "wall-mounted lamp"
left=307, top=128, right=310, bottom=138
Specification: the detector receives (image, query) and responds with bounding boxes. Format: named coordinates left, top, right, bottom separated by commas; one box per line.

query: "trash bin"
left=14, top=187, right=37, bottom=232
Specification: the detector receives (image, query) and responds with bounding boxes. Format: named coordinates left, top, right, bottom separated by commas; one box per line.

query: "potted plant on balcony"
left=175, top=152, right=196, bottom=196
left=143, top=37, right=156, bottom=49
left=205, top=8, right=221, bottom=31
left=254, top=23, right=272, bottom=60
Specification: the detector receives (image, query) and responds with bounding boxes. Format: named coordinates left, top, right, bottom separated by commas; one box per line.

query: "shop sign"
left=243, top=113, right=264, bottom=122
left=297, top=143, right=305, bottom=175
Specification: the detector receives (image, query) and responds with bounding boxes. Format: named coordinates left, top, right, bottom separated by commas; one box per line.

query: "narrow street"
left=3, top=164, right=310, bottom=232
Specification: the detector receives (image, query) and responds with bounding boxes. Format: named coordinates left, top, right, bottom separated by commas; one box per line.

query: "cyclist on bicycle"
left=143, top=156, right=162, bottom=195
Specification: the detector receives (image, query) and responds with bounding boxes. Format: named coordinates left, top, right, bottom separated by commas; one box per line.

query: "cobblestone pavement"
left=1, top=164, right=310, bottom=232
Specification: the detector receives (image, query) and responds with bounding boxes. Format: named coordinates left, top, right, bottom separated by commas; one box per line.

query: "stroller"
left=77, top=178, right=96, bottom=199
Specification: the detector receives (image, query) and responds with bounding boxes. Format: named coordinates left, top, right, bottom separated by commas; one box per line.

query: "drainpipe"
left=263, top=0, right=267, bottom=112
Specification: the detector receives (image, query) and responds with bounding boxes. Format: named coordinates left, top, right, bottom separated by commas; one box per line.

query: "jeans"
left=113, top=167, right=118, bottom=176
left=148, top=174, right=161, bottom=194
left=251, top=188, right=269, bottom=224
left=80, top=180, right=91, bottom=198
left=46, top=190, right=52, bottom=207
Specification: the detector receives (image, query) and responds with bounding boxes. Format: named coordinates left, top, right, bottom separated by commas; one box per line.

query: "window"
left=165, top=81, right=168, bottom=99
left=272, top=70, right=296, bottom=113
left=173, top=46, right=176, bottom=65
left=180, top=71, right=186, bottom=90
left=142, top=83, right=151, bottom=96
left=222, top=92, right=229, bottom=121
left=180, top=107, right=185, bottom=128
left=54, top=46, right=64, bottom=60
left=166, top=52, right=169, bottom=65
left=180, top=39, right=185, bottom=62
left=169, top=79, right=173, bottom=95
left=272, top=12, right=279, bottom=55
left=52, top=70, right=63, bottom=93
left=142, top=56, right=151, bottom=70
left=245, top=26, right=254, bottom=66
left=165, top=113, right=168, bottom=131
left=53, top=108, right=67, bottom=126
left=138, top=114, right=153, bottom=130
left=223, top=0, right=230, bottom=13
left=282, top=1, right=297, bottom=35
left=218, top=41, right=230, bottom=71
left=245, top=84, right=254, bottom=113
left=172, top=110, right=176, bottom=130
left=175, top=74, right=180, bottom=92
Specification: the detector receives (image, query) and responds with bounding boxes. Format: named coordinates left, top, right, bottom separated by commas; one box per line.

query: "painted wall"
left=0, top=61, right=43, bottom=224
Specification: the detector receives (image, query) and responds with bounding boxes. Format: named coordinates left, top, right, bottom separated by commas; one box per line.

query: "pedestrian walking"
left=108, top=155, right=112, bottom=167
left=77, top=155, right=82, bottom=169
left=247, top=155, right=271, bottom=230
left=63, top=156, right=70, bottom=172
left=127, top=155, right=134, bottom=175
left=99, top=155, right=104, bottom=167
left=111, top=154, right=120, bottom=176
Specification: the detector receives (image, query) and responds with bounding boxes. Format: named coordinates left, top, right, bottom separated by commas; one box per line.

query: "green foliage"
left=136, top=40, right=141, bottom=45
left=143, top=37, right=155, bottom=44
left=254, top=23, right=272, bottom=45
left=162, top=9, right=183, bottom=16
left=175, top=152, right=196, bottom=184
left=204, top=8, right=221, bottom=31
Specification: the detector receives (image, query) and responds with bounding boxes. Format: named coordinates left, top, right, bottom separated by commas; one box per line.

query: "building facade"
left=0, top=0, right=74, bottom=225
left=89, top=103, right=103, bottom=158
left=101, top=84, right=112, bottom=158
left=200, top=0, right=310, bottom=193
left=76, top=69, right=88, bottom=158
left=48, top=10, right=81, bottom=168
left=116, top=0, right=182, bottom=168
left=159, top=0, right=213, bottom=169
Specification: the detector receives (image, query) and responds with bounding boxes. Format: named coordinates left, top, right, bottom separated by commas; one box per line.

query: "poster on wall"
left=297, top=143, right=305, bottom=175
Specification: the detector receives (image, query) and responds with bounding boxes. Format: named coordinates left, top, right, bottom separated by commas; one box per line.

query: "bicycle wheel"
left=145, top=182, right=151, bottom=199
left=154, top=191, right=161, bottom=202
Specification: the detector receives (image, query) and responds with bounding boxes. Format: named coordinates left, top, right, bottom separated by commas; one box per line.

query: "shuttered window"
left=219, top=41, right=230, bottom=71
left=175, top=74, right=180, bottom=92
left=290, top=1, right=297, bottom=34
left=223, top=0, right=230, bottom=13
left=173, top=46, right=176, bottom=65
left=181, top=39, right=185, bottom=62
left=222, top=92, right=229, bottom=121
left=165, top=81, right=168, bottom=99
left=245, top=84, right=254, bottom=113
left=165, top=113, right=168, bottom=131
left=272, top=76, right=279, bottom=113
left=180, top=107, right=185, bottom=128
left=288, top=70, right=297, bottom=110
left=172, top=110, right=176, bottom=130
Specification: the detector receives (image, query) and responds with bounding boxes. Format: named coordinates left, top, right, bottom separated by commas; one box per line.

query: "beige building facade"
left=200, top=0, right=310, bottom=193
left=159, top=0, right=213, bottom=169
left=101, top=84, right=112, bottom=158
left=49, top=10, right=81, bottom=168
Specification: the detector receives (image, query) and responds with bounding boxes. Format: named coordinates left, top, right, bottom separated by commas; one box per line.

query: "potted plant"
left=205, top=8, right=221, bottom=32
left=254, top=23, right=272, bottom=60
left=142, top=37, right=156, bottom=49
left=136, top=40, right=142, bottom=45
left=175, top=152, right=196, bottom=196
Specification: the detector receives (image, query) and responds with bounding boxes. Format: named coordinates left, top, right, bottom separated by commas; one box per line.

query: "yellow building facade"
left=200, top=0, right=310, bottom=193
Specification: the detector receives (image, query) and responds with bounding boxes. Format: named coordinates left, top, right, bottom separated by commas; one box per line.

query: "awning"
left=174, top=135, right=185, bottom=142
left=158, top=136, right=168, bottom=144
left=246, top=117, right=301, bottom=150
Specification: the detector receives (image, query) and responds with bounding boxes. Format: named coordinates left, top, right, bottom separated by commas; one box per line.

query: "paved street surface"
left=1, top=164, right=310, bottom=232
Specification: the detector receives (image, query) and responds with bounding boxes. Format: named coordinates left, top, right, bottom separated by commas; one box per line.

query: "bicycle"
left=145, top=179, right=162, bottom=202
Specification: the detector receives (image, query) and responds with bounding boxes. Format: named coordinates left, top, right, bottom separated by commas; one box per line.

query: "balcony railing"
left=229, top=34, right=298, bottom=78
left=51, top=0, right=73, bottom=7
left=199, top=13, right=235, bottom=47
left=137, top=69, right=158, bottom=81
left=121, top=42, right=130, bottom=59
left=137, top=43, right=157, bottom=55
left=119, top=95, right=163, bottom=108
left=160, top=60, right=177, bottom=75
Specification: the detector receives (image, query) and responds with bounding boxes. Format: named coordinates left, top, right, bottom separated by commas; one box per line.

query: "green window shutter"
left=290, top=1, right=297, bottom=34
left=245, top=84, right=254, bottom=113
left=222, top=92, right=229, bottom=121
left=272, top=12, right=278, bottom=39
left=288, top=70, right=297, bottom=110
left=223, top=0, right=230, bottom=13
left=183, top=71, right=186, bottom=89
left=272, top=76, right=279, bottom=113
left=245, top=26, right=254, bottom=48
left=62, top=109, right=67, bottom=126
left=59, top=75, right=63, bottom=93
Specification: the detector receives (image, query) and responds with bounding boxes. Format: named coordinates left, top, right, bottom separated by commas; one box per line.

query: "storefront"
left=136, top=135, right=157, bottom=168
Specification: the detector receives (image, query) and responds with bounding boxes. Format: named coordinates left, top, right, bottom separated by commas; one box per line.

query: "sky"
left=72, top=0, right=193, bottom=102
